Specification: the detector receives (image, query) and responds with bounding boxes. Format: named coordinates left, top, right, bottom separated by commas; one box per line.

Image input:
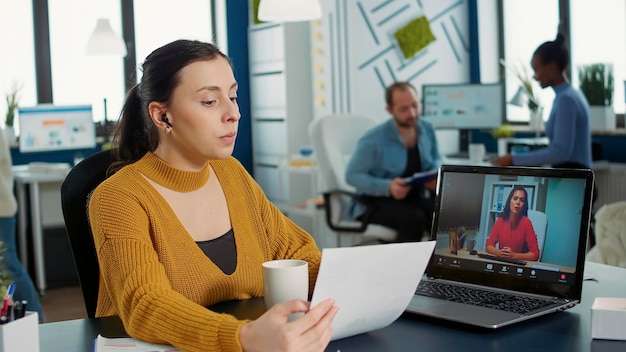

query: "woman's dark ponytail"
left=554, top=33, right=566, bottom=46
left=109, top=85, right=158, bottom=174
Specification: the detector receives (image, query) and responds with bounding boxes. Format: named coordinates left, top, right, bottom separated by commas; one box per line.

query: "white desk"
left=12, top=164, right=71, bottom=296
left=443, top=157, right=490, bottom=166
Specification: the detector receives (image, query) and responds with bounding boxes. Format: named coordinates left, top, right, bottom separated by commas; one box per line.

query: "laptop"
left=405, top=164, right=595, bottom=329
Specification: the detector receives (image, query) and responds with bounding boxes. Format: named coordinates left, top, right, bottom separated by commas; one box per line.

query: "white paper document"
left=94, top=334, right=181, bottom=351
left=310, top=241, right=436, bottom=340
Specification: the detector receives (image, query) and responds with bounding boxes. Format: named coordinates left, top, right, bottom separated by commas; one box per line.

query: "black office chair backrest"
left=60, top=149, right=115, bottom=318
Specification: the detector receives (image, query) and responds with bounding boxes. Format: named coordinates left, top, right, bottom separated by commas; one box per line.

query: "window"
left=570, top=0, right=625, bottom=114
left=0, top=1, right=37, bottom=131
left=133, top=0, right=214, bottom=83
left=502, top=0, right=559, bottom=123
left=46, top=0, right=218, bottom=123
left=48, top=0, right=125, bottom=124
left=502, top=0, right=626, bottom=123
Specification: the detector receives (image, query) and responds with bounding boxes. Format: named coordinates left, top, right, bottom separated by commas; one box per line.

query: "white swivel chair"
left=587, top=201, right=626, bottom=267
left=527, top=209, right=548, bottom=261
left=308, top=114, right=397, bottom=247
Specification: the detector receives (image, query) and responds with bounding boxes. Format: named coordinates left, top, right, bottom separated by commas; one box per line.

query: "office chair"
left=527, top=209, right=548, bottom=261
left=308, top=114, right=397, bottom=247
left=60, top=149, right=115, bottom=318
left=587, top=201, right=626, bottom=267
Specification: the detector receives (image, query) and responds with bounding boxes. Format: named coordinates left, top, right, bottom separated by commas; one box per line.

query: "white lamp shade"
left=508, top=86, right=526, bottom=107
left=258, top=0, right=322, bottom=22
left=509, top=86, right=540, bottom=108
left=86, top=18, right=127, bottom=56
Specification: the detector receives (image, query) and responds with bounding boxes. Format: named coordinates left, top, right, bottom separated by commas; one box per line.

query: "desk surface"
left=39, top=262, right=626, bottom=352
left=11, top=163, right=71, bottom=181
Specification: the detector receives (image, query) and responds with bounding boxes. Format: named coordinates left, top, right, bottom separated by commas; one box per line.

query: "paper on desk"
left=310, top=241, right=436, bottom=340
left=94, top=335, right=181, bottom=351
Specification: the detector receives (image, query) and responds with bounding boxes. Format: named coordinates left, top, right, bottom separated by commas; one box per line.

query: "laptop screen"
left=427, top=165, right=595, bottom=300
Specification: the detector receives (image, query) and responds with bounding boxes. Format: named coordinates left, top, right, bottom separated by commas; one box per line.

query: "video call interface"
left=431, top=170, right=589, bottom=287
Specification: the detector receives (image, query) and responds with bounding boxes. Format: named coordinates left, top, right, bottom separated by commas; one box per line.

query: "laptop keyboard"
left=416, top=281, right=556, bottom=314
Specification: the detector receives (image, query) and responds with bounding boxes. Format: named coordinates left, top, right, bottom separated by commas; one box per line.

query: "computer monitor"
left=421, top=83, right=504, bottom=129
left=18, top=105, right=96, bottom=153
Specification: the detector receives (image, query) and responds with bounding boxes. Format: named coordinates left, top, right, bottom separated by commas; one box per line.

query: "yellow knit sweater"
left=88, top=152, right=321, bottom=351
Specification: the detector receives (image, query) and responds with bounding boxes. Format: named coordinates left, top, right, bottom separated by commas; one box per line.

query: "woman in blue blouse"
left=492, top=34, right=592, bottom=169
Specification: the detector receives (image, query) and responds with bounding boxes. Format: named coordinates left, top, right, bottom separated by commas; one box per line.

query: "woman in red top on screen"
left=486, top=186, right=540, bottom=261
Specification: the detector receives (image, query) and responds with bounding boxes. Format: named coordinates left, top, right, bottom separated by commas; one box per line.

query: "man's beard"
left=396, top=117, right=416, bottom=128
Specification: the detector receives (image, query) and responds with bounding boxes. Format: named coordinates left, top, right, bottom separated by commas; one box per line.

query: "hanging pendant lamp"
left=85, top=18, right=127, bottom=56
left=258, top=0, right=322, bottom=22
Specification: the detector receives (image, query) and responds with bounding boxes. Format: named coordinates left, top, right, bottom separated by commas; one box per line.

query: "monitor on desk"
left=421, top=82, right=504, bottom=129
left=17, top=105, right=96, bottom=153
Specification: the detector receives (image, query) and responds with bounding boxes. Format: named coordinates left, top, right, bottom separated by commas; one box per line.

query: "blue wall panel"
left=226, top=0, right=253, bottom=175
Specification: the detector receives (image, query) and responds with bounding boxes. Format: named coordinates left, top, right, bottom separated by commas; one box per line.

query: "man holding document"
left=346, top=81, right=442, bottom=242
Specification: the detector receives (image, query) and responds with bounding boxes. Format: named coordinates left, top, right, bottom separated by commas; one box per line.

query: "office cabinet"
left=277, top=164, right=318, bottom=234
left=248, top=22, right=318, bottom=232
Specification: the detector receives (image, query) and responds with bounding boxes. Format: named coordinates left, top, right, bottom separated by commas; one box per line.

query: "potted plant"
left=500, top=58, right=544, bottom=136
left=4, top=83, right=21, bottom=144
left=578, top=63, right=615, bottom=130
left=0, top=242, right=12, bottom=296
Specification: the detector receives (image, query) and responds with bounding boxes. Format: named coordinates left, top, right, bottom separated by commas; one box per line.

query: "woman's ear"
left=548, top=61, right=562, bottom=77
left=148, top=102, right=167, bottom=128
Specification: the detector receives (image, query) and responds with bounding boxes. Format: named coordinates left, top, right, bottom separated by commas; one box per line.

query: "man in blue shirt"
left=345, top=82, right=442, bottom=242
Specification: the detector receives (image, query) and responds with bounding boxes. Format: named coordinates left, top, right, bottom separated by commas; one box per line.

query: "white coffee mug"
left=262, top=259, right=309, bottom=309
left=468, top=143, right=486, bottom=164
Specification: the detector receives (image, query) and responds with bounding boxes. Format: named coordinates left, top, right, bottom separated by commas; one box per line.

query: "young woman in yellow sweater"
left=88, top=39, right=337, bottom=352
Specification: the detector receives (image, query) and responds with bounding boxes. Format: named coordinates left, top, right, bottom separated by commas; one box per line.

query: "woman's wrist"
left=238, top=322, right=252, bottom=351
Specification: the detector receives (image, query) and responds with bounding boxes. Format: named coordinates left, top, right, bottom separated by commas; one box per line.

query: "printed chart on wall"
left=18, top=105, right=96, bottom=153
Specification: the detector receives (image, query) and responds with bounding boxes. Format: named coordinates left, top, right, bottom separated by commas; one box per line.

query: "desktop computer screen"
left=421, top=83, right=504, bottom=129
left=18, top=105, right=96, bottom=153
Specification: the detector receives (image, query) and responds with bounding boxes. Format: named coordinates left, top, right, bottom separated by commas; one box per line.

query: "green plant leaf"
left=0, top=242, right=11, bottom=296
left=4, top=83, right=21, bottom=127
left=578, top=63, right=614, bottom=106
